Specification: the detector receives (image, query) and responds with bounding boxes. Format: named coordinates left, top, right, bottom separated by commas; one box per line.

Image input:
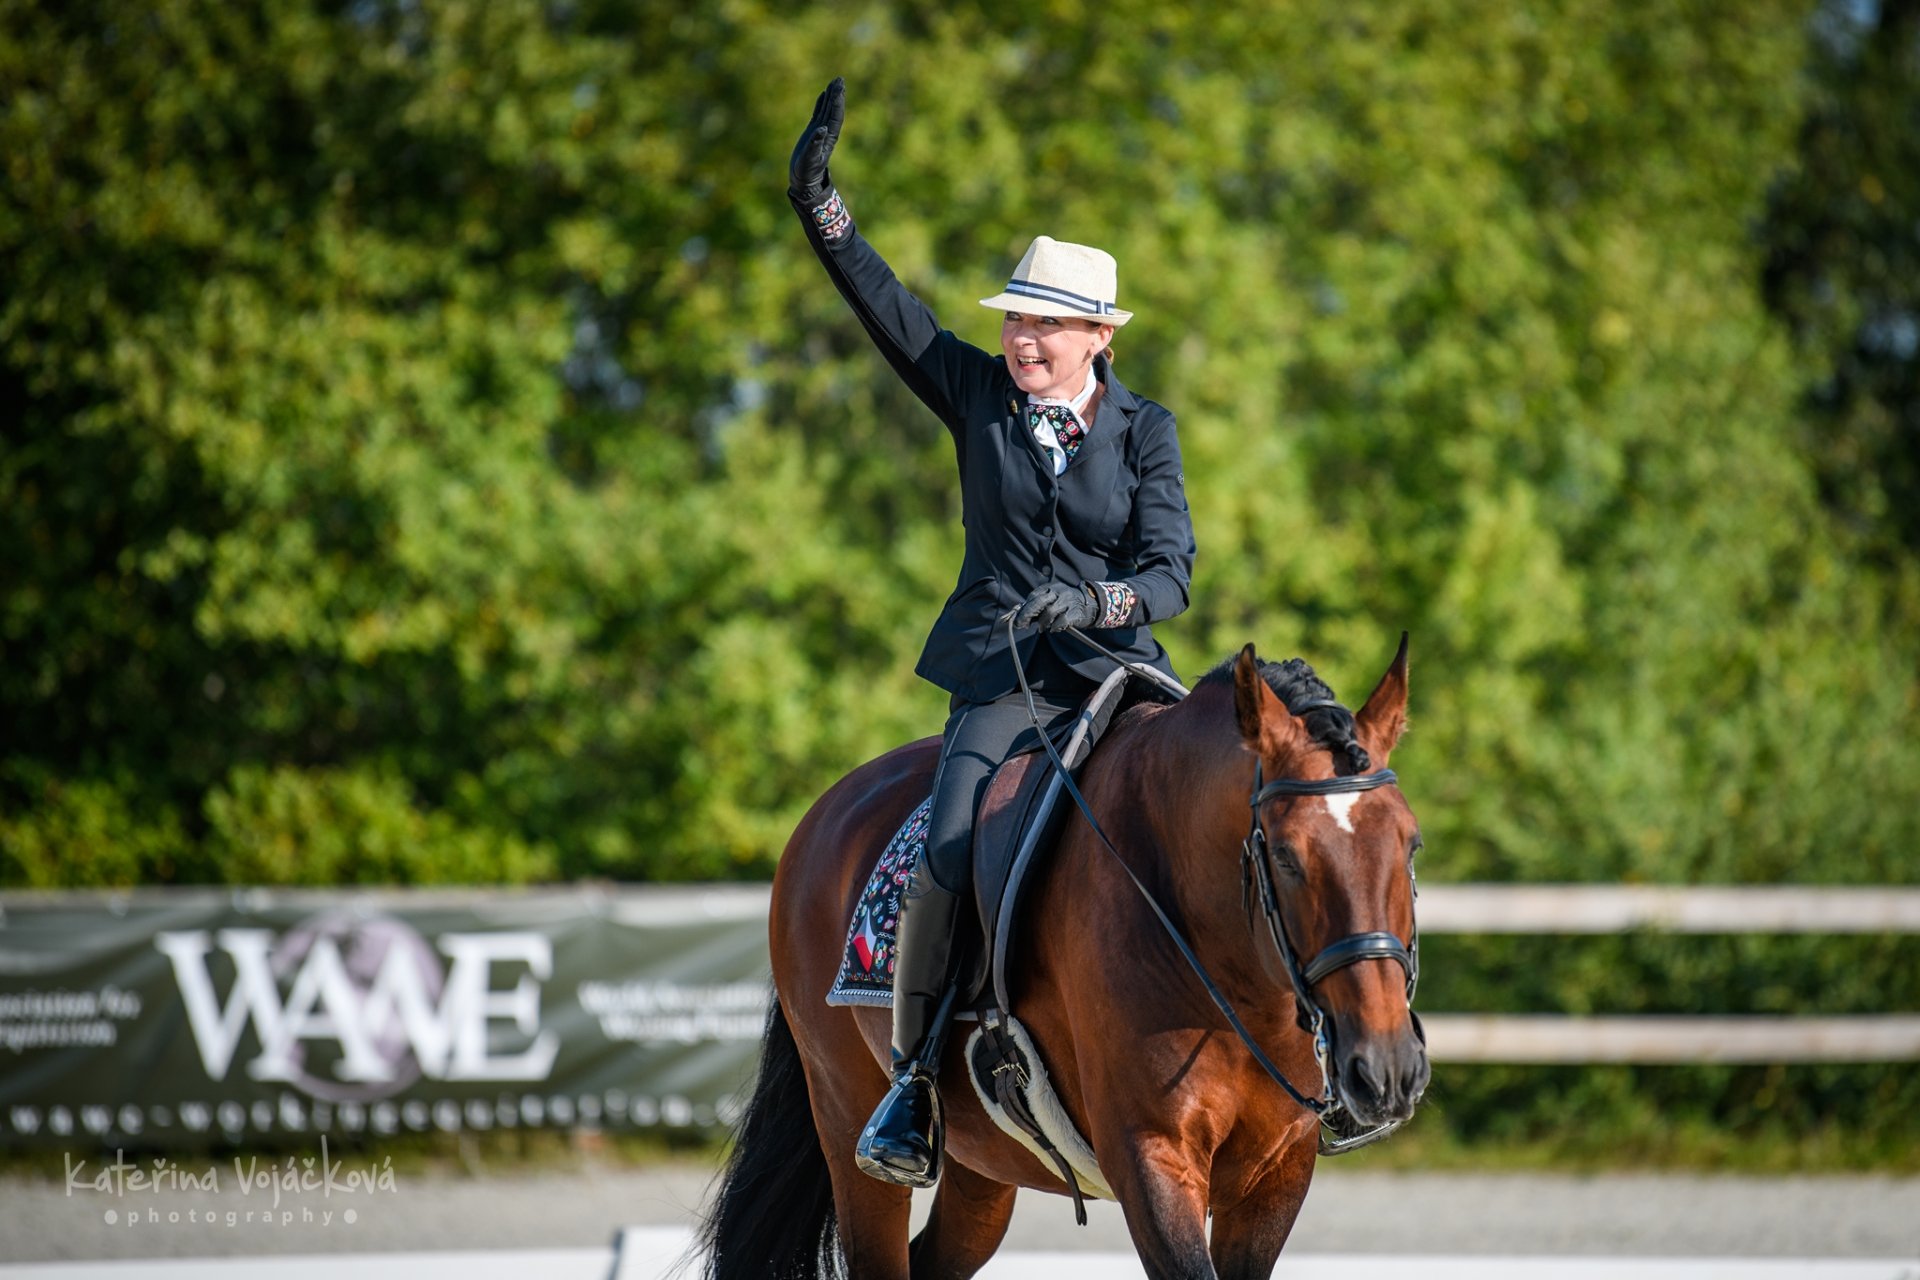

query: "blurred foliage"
left=1763, top=0, right=1920, bottom=562
left=5, top=0, right=1915, bottom=886
left=2, top=0, right=1919, bottom=1157
left=1406, top=931, right=1920, bottom=1163
left=1353, top=1061, right=1920, bottom=1172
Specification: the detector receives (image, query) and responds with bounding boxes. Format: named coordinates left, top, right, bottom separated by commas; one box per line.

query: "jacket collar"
left=1092, top=353, right=1139, bottom=413
left=1077, top=354, right=1134, bottom=461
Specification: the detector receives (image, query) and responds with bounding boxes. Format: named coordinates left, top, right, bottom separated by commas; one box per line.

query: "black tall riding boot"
left=855, top=859, right=963, bottom=1187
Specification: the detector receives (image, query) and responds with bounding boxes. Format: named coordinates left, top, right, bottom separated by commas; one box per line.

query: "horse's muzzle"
left=1334, top=1021, right=1429, bottom=1126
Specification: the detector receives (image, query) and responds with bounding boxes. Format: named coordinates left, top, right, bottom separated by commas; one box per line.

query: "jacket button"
left=1042, top=525, right=1053, bottom=537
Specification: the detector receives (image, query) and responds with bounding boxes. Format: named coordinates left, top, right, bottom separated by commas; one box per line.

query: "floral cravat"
left=1028, top=401, right=1086, bottom=475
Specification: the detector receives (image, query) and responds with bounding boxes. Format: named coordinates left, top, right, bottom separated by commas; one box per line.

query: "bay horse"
left=700, top=638, right=1427, bottom=1279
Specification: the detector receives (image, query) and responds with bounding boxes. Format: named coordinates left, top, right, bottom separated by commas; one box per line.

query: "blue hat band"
left=1003, top=278, right=1116, bottom=316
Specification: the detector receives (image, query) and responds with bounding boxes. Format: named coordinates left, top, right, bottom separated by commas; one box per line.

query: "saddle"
left=967, top=664, right=1183, bottom=1009
left=826, top=663, right=1186, bottom=1224
left=827, top=664, right=1183, bottom=1015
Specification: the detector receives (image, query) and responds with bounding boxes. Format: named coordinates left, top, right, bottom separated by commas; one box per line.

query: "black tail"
left=697, top=996, right=843, bottom=1280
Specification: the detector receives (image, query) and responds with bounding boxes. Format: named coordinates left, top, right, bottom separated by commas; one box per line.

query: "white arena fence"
left=1415, top=884, right=1920, bottom=1064
left=633, top=880, right=1920, bottom=1066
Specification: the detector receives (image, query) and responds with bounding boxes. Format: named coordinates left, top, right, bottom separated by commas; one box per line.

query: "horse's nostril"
left=1394, top=1052, right=1431, bottom=1110
left=1348, top=1053, right=1383, bottom=1097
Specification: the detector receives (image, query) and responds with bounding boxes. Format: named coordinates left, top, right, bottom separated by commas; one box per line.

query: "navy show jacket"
left=795, top=201, right=1196, bottom=702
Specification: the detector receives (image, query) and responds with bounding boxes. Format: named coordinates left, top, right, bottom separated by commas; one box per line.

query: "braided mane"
left=1198, top=653, right=1372, bottom=776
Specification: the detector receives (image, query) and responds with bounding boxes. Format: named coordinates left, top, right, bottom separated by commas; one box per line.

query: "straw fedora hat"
left=979, top=236, right=1133, bottom=326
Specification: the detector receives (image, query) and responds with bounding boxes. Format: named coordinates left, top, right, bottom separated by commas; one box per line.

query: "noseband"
left=1242, top=755, right=1422, bottom=1151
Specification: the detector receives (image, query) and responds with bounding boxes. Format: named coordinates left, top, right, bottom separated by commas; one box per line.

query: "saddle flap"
left=973, top=666, right=1179, bottom=1009
left=970, top=750, right=1053, bottom=916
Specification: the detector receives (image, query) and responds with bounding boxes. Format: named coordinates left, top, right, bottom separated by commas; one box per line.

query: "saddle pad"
left=825, top=796, right=931, bottom=1008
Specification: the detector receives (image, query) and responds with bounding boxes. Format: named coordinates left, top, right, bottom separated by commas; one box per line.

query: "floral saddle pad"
left=825, top=795, right=932, bottom=1009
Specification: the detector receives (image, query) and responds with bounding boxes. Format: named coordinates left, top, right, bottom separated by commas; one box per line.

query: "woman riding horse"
left=703, top=642, right=1427, bottom=1278
left=788, top=78, right=1197, bottom=1187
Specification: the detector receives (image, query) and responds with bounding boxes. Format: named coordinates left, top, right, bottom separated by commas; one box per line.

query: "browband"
left=1253, top=769, right=1399, bottom=804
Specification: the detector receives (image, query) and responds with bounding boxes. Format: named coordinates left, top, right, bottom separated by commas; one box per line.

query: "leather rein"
left=1005, top=614, right=1420, bottom=1153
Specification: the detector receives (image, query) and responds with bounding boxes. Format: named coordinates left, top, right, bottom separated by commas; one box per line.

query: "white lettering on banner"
left=154, top=922, right=560, bottom=1093
left=0, top=985, right=144, bottom=1053
left=576, top=980, right=769, bottom=1043
left=437, top=934, right=559, bottom=1080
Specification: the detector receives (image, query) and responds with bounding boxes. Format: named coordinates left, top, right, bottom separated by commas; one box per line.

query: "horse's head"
left=1231, top=635, right=1429, bottom=1129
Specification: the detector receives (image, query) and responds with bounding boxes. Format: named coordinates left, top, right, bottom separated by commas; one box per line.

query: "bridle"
left=1240, top=742, right=1424, bottom=1152
left=1006, top=618, right=1424, bottom=1154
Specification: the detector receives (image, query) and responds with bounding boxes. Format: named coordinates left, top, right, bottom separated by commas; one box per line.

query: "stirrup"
left=854, top=1066, right=944, bottom=1188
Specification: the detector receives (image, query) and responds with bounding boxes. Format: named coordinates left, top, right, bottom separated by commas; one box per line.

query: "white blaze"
left=1324, top=792, right=1361, bottom=833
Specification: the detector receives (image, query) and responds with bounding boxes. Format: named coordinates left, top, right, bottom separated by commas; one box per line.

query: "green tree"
left=1762, top=0, right=1920, bottom=561
left=3, top=0, right=1917, bottom=900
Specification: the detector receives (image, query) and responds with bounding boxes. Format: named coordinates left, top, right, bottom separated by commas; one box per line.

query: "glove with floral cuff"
left=1014, top=581, right=1141, bottom=632
left=1088, top=580, right=1141, bottom=628
left=790, top=78, right=853, bottom=242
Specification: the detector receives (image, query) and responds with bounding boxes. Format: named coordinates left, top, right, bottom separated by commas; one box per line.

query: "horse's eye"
left=1269, top=839, right=1302, bottom=872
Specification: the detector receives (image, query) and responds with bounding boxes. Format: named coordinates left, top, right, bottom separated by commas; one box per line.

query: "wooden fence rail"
left=1412, top=884, right=1920, bottom=1064
left=1416, top=884, right=1920, bottom=934
left=1419, top=1014, right=1920, bottom=1064
left=584, top=882, right=1920, bottom=1063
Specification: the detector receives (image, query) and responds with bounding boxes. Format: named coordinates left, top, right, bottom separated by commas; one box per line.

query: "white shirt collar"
left=1027, top=364, right=1099, bottom=427
left=1027, top=365, right=1100, bottom=477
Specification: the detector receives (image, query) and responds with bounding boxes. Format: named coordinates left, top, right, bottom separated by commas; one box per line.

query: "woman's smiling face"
left=1001, top=311, right=1114, bottom=401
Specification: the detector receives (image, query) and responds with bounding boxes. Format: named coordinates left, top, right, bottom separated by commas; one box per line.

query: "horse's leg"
left=1104, top=1134, right=1218, bottom=1278
left=809, top=1094, right=916, bottom=1278
left=908, top=1160, right=1017, bottom=1280
left=772, top=1004, right=912, bottom=1280
left=832, top=1170, right=915, bottom=1278
left=788, top=1014, right=921, bottom=1279
left=1206, top=1136, right=1317, bottom=1280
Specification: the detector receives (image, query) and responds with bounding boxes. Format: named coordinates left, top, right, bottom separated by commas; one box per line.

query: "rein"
left=1005, top=614, right=1417, bottom=1152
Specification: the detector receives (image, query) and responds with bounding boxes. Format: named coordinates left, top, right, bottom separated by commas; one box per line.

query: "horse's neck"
left=1094, top=684, right=1256, bottom=905
left=1050, top=686, right=1288, bottom=1026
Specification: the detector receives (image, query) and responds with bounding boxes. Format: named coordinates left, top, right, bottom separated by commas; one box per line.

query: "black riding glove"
left=1014, top=583, right=1100, bottom=633
left=788, top=77, right=846, bottom=205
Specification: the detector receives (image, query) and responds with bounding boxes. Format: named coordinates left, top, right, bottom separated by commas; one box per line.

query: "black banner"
left=0, top=888, right=775, bottom=1148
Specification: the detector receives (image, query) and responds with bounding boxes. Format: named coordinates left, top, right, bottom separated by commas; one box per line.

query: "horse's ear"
left=1233, top=644, right=1309, bottom=762
left=1354, top=631, right=1410, bottom=767
left=1232, top=645, right=1266, bottom=743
